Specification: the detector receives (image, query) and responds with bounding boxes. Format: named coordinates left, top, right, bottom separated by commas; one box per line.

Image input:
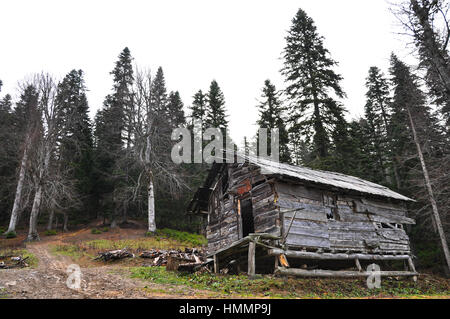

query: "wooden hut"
left=188, top=155, right=418, bottom=278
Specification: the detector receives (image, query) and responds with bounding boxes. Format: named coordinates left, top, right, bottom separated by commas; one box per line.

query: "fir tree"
left=205, top=80, right=228, bottom=130
left=167, top=91, right=186, bottom=127
left=364, top=67, right=393, bottom=184
left=151, top=66, right=168, bottom=116
left=56, top=70, right=94, bottom=214
left=281, top=8, right=347, bottom=163
left=189, top=90, right=207, bottom=130
left=256, top=80, right=291, bottom=163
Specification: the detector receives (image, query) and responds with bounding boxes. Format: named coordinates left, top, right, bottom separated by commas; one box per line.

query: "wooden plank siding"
left=205, top=162, right=412, bottom=257
left=274, top=181, right=412, bottom=254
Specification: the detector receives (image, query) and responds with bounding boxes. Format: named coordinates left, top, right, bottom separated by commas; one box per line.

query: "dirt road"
left=0, top=242, right=151, bottom=299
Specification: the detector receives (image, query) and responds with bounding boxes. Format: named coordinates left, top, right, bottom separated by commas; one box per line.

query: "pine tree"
left=256, top=80, right=291, bottom=163
left=399, top=0, right=450, bottom=124
left=0, top=93, right=16, bottom=224
left=364, top=67, right=393, bottom=184
left=205, top=80, right=228, bottom=130
left=151, top=66, right=168, bottom=117
left=110, top=47, right=134, bottom=149
left=390, top=53, right=450, bottom=272
left=55, top=70, right=94, bottom=223
left=189, top=90, right=207, bottom=129
left=167, top=91, right=186, bottom=127
left=94, top=48, right=135, bottom=226
left=281, top=8, right=347, bottom=163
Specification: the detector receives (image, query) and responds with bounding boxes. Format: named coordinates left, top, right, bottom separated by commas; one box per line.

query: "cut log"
left=95, top=249, right=134, bottom=261
left=167, top=256, right=195, bottom=271
left=275, top=267, right=418, bottom=278
left=268, top=248, right=411, bottom=261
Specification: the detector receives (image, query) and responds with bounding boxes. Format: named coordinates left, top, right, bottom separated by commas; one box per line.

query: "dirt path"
left=0, top=242, right=155, bottom=299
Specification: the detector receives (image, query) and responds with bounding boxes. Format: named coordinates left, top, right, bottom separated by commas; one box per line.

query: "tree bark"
left=411, top=0, right=450, bottom=94
left=6, top=135, right=31, bottom=234
left=147, top=170, right=156, bottom=233
left=407, top=106, right=450, bottom=273
left=27, top=141, right=51, bottom=242
left=47, top=209, right=55, bottom=231
left=63, top=212, right=69, bottom=232
left=27, top=184, right=43, bottom=241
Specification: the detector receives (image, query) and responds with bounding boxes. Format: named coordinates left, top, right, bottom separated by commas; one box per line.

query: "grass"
left=153, top=228, right=207, bottom=247
left=5, top=231, right=17, bottom=239
left=130, top=266, right=450, bottom=299
left=84, top=228, right=206, bottom=252
left=44, top=230, right=58, bottom=236
left=51, top=244, right=93, bottom=260
left=0, top=248, right=38, bottom=268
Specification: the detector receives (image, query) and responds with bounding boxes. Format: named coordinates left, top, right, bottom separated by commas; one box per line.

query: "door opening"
left=241, top=199, right=254, bottom=237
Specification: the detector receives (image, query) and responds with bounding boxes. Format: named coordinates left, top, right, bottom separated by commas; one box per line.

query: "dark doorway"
left=241, top=199, right=254, bottom=237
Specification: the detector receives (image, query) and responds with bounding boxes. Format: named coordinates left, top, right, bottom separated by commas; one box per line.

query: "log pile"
left=140, top=248, right=206, bottom=270
left=0, top=256, right=29, bottom=269
left=94, top=249, right=135, bottom=261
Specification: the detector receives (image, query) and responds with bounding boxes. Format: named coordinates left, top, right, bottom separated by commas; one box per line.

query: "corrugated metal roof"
left=244, top=155, right=414, bottom=202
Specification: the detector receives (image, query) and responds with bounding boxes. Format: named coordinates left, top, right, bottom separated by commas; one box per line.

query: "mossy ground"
left=130, top=266, right=450, bottom=299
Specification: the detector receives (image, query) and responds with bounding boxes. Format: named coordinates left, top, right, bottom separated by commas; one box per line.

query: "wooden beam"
left=213, top=254, right=219, bottom=274
left=269, top=248, right=411, bottom=261
left=355, top=258, right=362, bottom=272
left=248, top=241, right=256, bottom=277
left=276, top=267, right=418, bottom=278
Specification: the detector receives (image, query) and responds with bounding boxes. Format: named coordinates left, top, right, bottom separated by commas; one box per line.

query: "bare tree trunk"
left=6, top=135, right=31, bottom=234
left=122, top=201, right=128, bottom=223
left=27, top=141, right=51, bottom=242
left=47, top=209, right=55, bottom=231
left=27, top=184, right=43, bottom=241
left=147, top=170, right=156, bottom=233
left=63, top=212, right=69, bottom=232
left=407, top=107, right=450, bottom=273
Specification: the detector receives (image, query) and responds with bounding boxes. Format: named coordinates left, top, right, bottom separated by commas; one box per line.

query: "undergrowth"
left=130, top=266, right=450, bottom=299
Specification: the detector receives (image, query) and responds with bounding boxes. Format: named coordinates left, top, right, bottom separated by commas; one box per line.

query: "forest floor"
left=1, top=223, right=449, bottom=299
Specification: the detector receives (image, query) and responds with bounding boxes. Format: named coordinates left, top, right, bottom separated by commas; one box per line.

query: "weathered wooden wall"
left=205, top=163, right=413, bottom=256
left=206, top=163, right=281, bottom=254
left=274, top=181, right=413, bottom=254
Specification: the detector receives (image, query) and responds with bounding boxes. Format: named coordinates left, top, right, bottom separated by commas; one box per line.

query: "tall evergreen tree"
left=55, top=70, right=94, bottom=225
left=398, top=0, right=450, bottom=124
left=167, top=91, right=186, bottom=127
left=281, top=8, right=347, bottom=164
left=256, top=80, right=291, bottom=163
left=0, top=92, right=17, bottom=224
left=364, top=67, right=393, bottom=184
left=205, top=80, right=228, bottom=130
left=189, top=90, right=207, bottom=129
left=94, top=48, right=135, bottom=226
left=390, top=53, right=450, bottom=271
left=151, top=66, right=168, bottom=116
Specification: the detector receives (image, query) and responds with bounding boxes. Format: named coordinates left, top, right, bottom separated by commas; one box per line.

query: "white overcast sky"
left=0, top=0, right=417, bottom=144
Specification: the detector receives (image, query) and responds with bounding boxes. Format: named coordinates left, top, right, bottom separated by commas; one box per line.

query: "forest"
left=0, top=0, right=449, bottom=274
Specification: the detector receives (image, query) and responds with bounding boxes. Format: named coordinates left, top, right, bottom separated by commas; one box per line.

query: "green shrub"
left=101, top=227, right=109, bottom=232
left=155, top=228, right=207, bottom=247
left=91, top=228, right=102, bottom=234
left=5, top=231, right=16, bottom=239
left=44, top=230, right=58, bottom=236
left=0, top=227, right=6, bottom=234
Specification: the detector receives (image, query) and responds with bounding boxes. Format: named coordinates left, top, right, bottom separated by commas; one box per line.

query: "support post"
left=248, top=241, right=256, bottom=277
left=214, top=254, right=219, bottom=274
left=355, top=258, right=362, bottom=272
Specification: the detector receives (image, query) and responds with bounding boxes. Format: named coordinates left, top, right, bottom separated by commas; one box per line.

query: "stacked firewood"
left=140, top=248, right=206, bottom=268
left=94, top=249, right=135, bottom=261
left=94, top=247, right=208, bottom=272
left=0, top=255, right=29, bottom=269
